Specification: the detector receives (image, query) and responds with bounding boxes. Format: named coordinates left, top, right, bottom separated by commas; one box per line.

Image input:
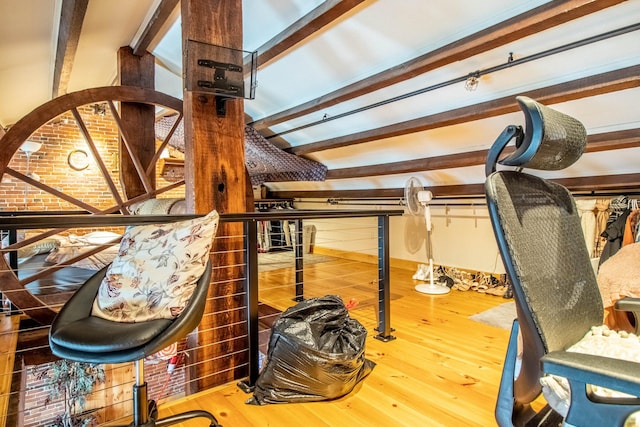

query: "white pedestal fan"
left=404, top=177, right=450, bottom=295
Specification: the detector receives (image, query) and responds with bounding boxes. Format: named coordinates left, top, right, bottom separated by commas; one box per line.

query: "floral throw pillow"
left=91, top=210, right=219, bottom=322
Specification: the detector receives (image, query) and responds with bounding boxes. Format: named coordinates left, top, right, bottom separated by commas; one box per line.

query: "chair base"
left=110, top=382, right=222, bottom=427
left=155, top=409, right=222, bottom=427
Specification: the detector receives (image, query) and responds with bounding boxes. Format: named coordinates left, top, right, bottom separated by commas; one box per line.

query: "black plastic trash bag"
left=247, top=295, right=375, bottom=405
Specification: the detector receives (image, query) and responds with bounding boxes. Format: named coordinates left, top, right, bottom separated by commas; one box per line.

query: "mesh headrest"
left=499, top=96, right=587, bottom=170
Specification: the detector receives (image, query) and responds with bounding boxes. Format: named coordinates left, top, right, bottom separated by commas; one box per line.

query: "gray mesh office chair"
left=485, top=96, right=640, bottom=427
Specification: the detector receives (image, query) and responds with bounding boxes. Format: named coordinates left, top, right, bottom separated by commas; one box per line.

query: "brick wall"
left=23, top=355, right=188, bottom=426
left=0, top=104, right=185, bottom=213
left=23, top=366, right=65, bottom=427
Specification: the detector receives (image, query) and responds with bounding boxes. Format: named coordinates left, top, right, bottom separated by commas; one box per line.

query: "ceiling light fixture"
left=464, top=71, right=481, bottom=92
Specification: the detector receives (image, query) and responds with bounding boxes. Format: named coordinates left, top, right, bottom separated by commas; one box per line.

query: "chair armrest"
left=541, top=351, right=640, bottom=397
left=614, top=298, right=640, bottom=333
left=614, top=297, right=640, bottom=313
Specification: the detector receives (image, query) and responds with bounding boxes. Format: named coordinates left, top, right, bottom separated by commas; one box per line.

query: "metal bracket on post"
left=196, top=58, right=243, bottom=117
left=197, top=59, right=243, bottom=72
left=184, top=40, right=257, bottom=118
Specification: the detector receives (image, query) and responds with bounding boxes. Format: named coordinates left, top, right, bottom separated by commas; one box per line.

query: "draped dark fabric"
left=155, top=116, right=327, bottom=185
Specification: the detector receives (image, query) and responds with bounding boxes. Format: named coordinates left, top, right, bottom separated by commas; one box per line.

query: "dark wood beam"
left=131, top=0, right=180, bottom=56
left=270, top=173, right=640, bottom=200
left=326, top=128, right=640, bottom=179
left=271, top=187, right=407, bottom=200
left=117, top=46, right=156, bottom=199
left=327, top=150, right=488, bottom=180
left=256, top=0, right=366, bottom=68
left=269, top=185, right=485, bottom=200
left=584, top=128, right=640, bottom=153
left=52, top=0, right=89, bottom=98
left=249, top=0, right=624, bottom=130
left=290, top=65, right=640, bottom=155
left=560, top=173, right=640, bottom=193
left=181, top=0, right=248, bottom=391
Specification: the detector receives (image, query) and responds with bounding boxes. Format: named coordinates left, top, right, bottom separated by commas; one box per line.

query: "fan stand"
left=415, top=190, right=450, bottom=295
left=415, top=258, right=450, bottom=295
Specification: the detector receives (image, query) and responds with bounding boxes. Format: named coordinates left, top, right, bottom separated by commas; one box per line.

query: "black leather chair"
left=49, top=261, right=222, bottom=427
left=485, top=96, right=640, bottom=427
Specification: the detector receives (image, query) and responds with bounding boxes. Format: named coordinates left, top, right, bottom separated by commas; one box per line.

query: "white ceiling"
left=1, top=0, right=639, bottom=196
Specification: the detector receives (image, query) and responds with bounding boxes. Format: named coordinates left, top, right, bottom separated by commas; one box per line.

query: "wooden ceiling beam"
left=291, top=65, right=640, bottom=155
left=327, top=150, right=488, bottom=180
left=326, top=128, right=640, bottom=180
left=52, top=0, right=89, bottom=98
left=560, top=173, right=640, bottom=193
left=271, top=187, right=409, bottom=200
left=270, top=184, right=487, bottom=200
left=131, top=0, right=180, bottom=56
left=270, top=173, right=640, bottom=200
left=255, top=0, right=366, bottom=68
left=249, top=0, right=625, bottom=130
left=584, top=128, right=640, bottom=153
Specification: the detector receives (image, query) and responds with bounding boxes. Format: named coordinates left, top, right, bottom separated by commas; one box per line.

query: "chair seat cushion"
left=50, top=315, right=172, bottom=353
left=541, top=325, right=640, bottom=417
left=91, top=210, right=219, bottom=322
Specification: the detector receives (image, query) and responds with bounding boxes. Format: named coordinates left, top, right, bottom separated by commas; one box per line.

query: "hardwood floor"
left=157, top=258, right=512, bottom=427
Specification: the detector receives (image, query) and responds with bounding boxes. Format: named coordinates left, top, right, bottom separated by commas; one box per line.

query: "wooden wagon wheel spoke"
left=147, top=113, right=183, bottom=176
left=107, top=101, right=154, bottom=194
left=4, top=229, right=67, bottom=251
left=1, top=177, right=185, bottom=273
left=71, top=107, right=128, bottom=212
left=19, top=240, right=121, bottom=287
left=0, top=86, right=184, bottom=325
left=5, top=167, right=103, bottom=213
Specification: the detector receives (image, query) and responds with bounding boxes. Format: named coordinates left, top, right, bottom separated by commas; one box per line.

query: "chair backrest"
left=49, top=260, right=213, bottom=364
left=485, top=96, right=603, bottom=399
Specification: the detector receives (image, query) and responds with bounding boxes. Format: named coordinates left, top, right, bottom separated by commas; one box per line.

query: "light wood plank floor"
left=156, top=258, right=513, bottom=427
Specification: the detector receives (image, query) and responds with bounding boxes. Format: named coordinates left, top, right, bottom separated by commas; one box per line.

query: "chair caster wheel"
left=148, top=400, right=158, bottom=420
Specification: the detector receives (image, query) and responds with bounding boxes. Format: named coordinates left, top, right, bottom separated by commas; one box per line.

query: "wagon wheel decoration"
left=0, top=86, right=185, bottom=324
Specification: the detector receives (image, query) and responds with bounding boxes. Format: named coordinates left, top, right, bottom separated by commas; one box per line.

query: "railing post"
left=294, top=219, right=304, bottom=301
left=375, top=214, right=395, bottom=341
left=7, top=229, right=17, bottom=270
left=6, top=229, right=19, bottom=315
left=238, top=219, right=259, bottom=392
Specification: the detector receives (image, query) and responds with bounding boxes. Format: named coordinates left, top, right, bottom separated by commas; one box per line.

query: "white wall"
left=294, top=200, right=505, bottom=274
left=396, top=203, right=505, bottom=274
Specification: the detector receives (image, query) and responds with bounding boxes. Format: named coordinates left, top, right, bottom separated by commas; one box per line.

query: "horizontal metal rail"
left=0, top=209, right=402, bottom=229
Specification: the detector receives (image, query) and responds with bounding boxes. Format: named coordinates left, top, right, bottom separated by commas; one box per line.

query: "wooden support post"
left=117, top=46, right=156, bottom=200
left=181, top=0, right=248, bottom=389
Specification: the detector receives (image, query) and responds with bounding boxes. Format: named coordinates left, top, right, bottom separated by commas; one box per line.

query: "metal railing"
left=0, top=208, right=401, bottom=425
